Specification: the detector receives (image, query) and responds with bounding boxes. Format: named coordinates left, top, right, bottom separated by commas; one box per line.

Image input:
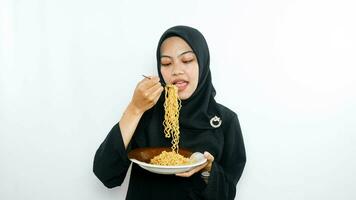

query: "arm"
left=93, top=123, right=132, bottom=188
left=120, top=76, right=163, bottom=148
left=202, top=114, right=246, bottom=200
left=119, top=103, right=144, bottom=149
left=93, top=76, right=163, bottom=188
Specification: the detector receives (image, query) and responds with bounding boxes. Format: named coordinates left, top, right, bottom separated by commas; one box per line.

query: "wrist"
left=201, top=171, right=210, bottom=184
left=127, top=102, right=144, bottom=116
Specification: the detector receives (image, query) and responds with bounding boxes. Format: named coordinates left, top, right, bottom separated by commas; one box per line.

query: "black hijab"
left=155, top=25, right=220, bottom=130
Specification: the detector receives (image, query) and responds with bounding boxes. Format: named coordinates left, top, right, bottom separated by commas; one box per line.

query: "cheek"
left=189, top=64, right=199, bottom=86
left=185, top=65, right=199, bottom=94
left=160, top=68, right=170, bottom=82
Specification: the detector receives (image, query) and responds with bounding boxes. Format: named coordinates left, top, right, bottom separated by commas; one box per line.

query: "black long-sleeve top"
left=93, top=103, right=246, bottom=200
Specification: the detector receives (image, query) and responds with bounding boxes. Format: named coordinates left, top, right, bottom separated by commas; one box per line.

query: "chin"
left=179, top=96, right=188, bottom=100
left=178, top=92, right=192, bottom=100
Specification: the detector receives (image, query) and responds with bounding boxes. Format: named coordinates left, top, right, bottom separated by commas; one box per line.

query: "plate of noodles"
left=128, top=147, right=207, bottom=175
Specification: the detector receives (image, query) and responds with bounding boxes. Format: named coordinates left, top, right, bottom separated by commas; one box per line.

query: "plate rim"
left=129, top=157, right=207, bottom=169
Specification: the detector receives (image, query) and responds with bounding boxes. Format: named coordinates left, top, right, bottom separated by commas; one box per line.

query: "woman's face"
left=160, top=36, right=199, bottom=100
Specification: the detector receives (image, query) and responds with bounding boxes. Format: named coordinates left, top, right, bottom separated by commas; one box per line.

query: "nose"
left=171, top=61, right=184, bottom=76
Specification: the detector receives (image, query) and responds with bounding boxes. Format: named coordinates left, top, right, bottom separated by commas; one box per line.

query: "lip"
left=171, top=79, right=189, bottom=91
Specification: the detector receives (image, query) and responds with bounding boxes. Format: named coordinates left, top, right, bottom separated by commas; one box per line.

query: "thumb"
left=204, top=151, right=214, bottom=162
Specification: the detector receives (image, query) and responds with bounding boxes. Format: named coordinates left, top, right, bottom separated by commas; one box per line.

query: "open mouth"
left=172, top=80, right=189, bottom=91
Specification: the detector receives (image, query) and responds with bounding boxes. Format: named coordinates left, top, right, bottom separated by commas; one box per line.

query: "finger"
left=175, top=165, right=205, bottom=177
left=175, top=163, right=208, bottom=177
left=204, top=151, right=214, bottom=162
left=150, top=76, right=160, bottom=83
left=146, top=86, right=163, bottom=106
left=202, top=151, right=214, bottom=171
left=144, top=83, right=163, bottom=101
left=141, top=76, right=160, bottom=88
left=176, top=165, right=200, bottom=177
left=175, top=172, right=192, bottom=177
left=151, top=86, right=164, bottom=102
left=138, top=82, right=161, bottom=100
left=137, top=77, right=158, bottom=92
left=146, top=82, right=163, bottom=94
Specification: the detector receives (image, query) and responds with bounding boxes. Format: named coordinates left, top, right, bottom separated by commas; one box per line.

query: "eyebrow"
left=160, top=50, right=194, bottom=59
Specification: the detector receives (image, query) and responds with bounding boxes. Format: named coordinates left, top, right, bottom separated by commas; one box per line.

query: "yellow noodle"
left=163, top=84, right=182, bottom=153
left=149, top=84, right=192, bottom=166
left=150, top=151, right=192, bottom=166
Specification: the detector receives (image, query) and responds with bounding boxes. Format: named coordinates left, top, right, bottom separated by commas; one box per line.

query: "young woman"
left=93, top=25, right=246, bottom=200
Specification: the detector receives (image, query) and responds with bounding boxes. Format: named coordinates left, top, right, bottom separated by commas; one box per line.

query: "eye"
left=161, top=57, right=172, bottom=67
left=161, top=62, right=171, bottom=67
left=182, top=58, right=194, bottom=64
left=182, top=54, right=195, bottom=64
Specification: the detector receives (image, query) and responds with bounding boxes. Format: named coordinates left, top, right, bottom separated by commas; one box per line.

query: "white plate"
left=129, top=152, right=207, bottom=175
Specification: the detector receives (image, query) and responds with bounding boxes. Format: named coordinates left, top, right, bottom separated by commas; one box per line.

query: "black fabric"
left=93, top=25, right=246, bottom=200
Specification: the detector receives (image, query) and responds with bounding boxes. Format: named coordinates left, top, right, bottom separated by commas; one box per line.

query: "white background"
left=1, top=0, right=356, bottom=199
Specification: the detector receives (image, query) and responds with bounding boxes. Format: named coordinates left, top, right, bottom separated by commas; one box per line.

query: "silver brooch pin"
left=210, top=116, right=222, bottom=128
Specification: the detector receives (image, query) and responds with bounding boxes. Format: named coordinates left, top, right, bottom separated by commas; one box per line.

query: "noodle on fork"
left=163, top=84, right=181, bottom=153
left=150, top=84, right=191, bottom=166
